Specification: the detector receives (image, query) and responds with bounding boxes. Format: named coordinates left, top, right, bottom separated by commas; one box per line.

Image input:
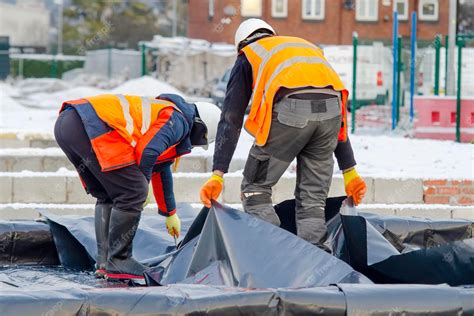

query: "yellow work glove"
left=343, top=168, right=367, bottom=206
left=143, top=185, right=154, bottom=208
left=165, top=213, right=181, bottom=238
left=200, top=174, right=224, bottom=208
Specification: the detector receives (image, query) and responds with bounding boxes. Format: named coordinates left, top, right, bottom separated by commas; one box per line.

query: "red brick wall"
left=188, top=0, right=449, bottom=45
left=423, top=179, right=474, bottom=205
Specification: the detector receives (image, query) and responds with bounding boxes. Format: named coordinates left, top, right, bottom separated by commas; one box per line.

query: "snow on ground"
left=0, top=83, right=58, bottom=134
left=1, top=79, right=472, bottom=180
left=21, top=86, right=105, bottom=109
left=112, top=76, right=184, bottom=97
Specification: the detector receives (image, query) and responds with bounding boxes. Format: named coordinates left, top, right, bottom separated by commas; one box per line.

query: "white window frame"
left=418, top=0, right=439, bottom=21
left=356, top=0, right=379, bottom=22
left=393, top=0, right=409, bottom=21
left=241, top=0, right=263, bottom=17
left=302, top=0, right=325, bottom=21
left=272, top=0, right=288, bottom=18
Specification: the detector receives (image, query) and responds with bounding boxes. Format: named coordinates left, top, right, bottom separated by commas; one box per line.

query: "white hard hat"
left=194, top=101, right=221, bottom=146
left=234, top=18, right=275, bottom=50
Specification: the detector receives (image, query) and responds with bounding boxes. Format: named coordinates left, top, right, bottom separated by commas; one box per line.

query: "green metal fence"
left=9, top=55, right=84, bottom=78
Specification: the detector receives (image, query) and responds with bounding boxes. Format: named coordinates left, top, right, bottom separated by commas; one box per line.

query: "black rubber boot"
left=105, top=208, right=146, bottom=283
left=94, top=203, right=112, bottom=278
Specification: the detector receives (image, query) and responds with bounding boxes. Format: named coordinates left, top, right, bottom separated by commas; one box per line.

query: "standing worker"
left=200, top=19, right=366, bottom=250
left=55, top=93, right=219, bottom=282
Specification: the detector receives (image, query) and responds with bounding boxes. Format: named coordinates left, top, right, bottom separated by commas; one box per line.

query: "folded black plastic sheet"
left=144, top=201, right=372, bottom=288
left=338, top=284, right=470, bottom=315
left=1, top=283, right=473, bottom=316
left=42, top=203, right=198, bottom=270
left=0, top=220, right=59, bottom=265
left=359, top=211, right=473, bottom=251
left=341, top=213, right=474, bottom=286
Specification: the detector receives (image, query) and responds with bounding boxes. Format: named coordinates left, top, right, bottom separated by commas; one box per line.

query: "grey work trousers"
left=241, top=94, right=342, bottom=248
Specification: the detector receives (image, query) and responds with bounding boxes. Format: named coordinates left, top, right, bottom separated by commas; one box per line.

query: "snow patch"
left=112, top=76, right=184, bottom=97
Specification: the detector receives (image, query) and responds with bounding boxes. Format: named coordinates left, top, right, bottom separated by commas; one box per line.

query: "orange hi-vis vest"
left=241, top=36, right=349, bottom=146
left=61, top=94, right=181, bottom=171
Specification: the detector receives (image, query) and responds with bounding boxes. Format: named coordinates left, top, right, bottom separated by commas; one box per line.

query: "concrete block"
left=396, top=208, right=452, bottom=219
left=0, top=177, right=13, bottom=203
left=30, top=139, right=58, bottom=148
left=451, top=207, right=474, bottom=220
left=0, top=139, right=30, bottom=148
left=363, top=177, right=375, bottom=203
left=43, top=156, right=74, bottom=172
left=222, top=175, right=243, bottom=203
left=358, top=207, right=396, bottom=216
left=328, top=177, right=345, bottom=198
left=0, top=158, right=8, bottom=172
left=273, top=176, right=296, bottom=202
left=178, top=156, right=207, bottom=173
left=173, top=174, right=208, bottom=203
left=374, top=178, right=424, bottom=204
left=0, top=207, right=39, bottom=220
left=6, top=156, right=43, bottom=172
left=13, top=176, right=67, bottom=203
left=205, top=157, right=246, bottom=173
left=66, top=177, right=96, bottom=204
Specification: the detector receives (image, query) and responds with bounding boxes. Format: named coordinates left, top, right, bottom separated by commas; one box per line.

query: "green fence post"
left=396, top=36, right=402, bottom=123
left=50, top=56, right=57, bottom=78
left=351, top=32, right=358, bottom=134
left=19, top=58, right=24, bottom=78
left=444, top=35, right=449, bottom=95
left=434, top=34, right=441, bottom=95
left=141, top=43, right=147, bottom=76
left=455, top=37, right=464, bottom=143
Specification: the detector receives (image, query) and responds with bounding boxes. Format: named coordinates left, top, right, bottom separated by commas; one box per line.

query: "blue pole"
left=409, top=11, right=417, bottom=122
left=392, top=11, right=399, bottom=130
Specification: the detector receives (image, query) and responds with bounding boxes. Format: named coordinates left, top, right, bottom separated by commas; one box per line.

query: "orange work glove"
left=343, top=168, right=367, bottom=206
left=200, top=174, right=224, bottom=208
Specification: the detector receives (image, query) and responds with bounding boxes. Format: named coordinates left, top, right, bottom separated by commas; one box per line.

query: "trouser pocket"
left=243, top=154, right=270, bottom=184
left=275, top=111, right=308, bottom=128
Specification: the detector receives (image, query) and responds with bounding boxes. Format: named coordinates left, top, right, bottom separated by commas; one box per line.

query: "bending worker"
left=55, top=93, right=219, bottom=282
left=200, top=19, right=367, bottom=250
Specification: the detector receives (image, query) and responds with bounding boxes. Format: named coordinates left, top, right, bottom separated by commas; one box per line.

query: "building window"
left=419, top=0, right=439, bottom=21
left=394, top=0, right=408, bottom=20
left=272, top=0, right=288, bottom=18
left=356, top=0, right=378, bottom=22
left=302, top=0, right=325, bottom=20
left=241, top=0, right=263, bottom=17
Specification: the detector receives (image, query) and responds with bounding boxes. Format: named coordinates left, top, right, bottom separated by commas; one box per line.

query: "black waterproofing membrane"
left=144, top=200, right=370, bottom=287
left=1, top=198, right=474, bottom=315
left=0, top=220, right=59, bottom=265
left=340, top=211, right=474, bottom=285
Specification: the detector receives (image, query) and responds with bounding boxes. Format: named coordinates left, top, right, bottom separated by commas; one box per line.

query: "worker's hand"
left=200, top=173, right=224, bottom=208
left=143, top=185, right=154, bottom=208
left=343, top=168, right=367, bottom=206
left=165, top=213, right=181, bottom=238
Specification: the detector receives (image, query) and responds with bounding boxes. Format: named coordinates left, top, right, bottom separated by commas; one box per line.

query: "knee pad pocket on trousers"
left=243, top=155, right=270, bottom=184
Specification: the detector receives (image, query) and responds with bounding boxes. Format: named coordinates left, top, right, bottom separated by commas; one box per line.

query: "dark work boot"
left=105, top=208, right=146, bottom=283
left=94, top=203, right=112, bottom=278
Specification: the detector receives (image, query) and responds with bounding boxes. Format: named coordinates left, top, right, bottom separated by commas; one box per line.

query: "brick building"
left=188, top=0, right=449, bottom=45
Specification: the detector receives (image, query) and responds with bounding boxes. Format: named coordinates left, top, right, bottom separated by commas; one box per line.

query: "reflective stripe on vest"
left=140, top=96, right=152, bottom=135
left=116, top=94, right=136, bottom=147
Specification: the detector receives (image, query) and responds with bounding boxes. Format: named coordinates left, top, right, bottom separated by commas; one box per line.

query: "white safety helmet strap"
left=234, top=18, right=275, bottom=50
